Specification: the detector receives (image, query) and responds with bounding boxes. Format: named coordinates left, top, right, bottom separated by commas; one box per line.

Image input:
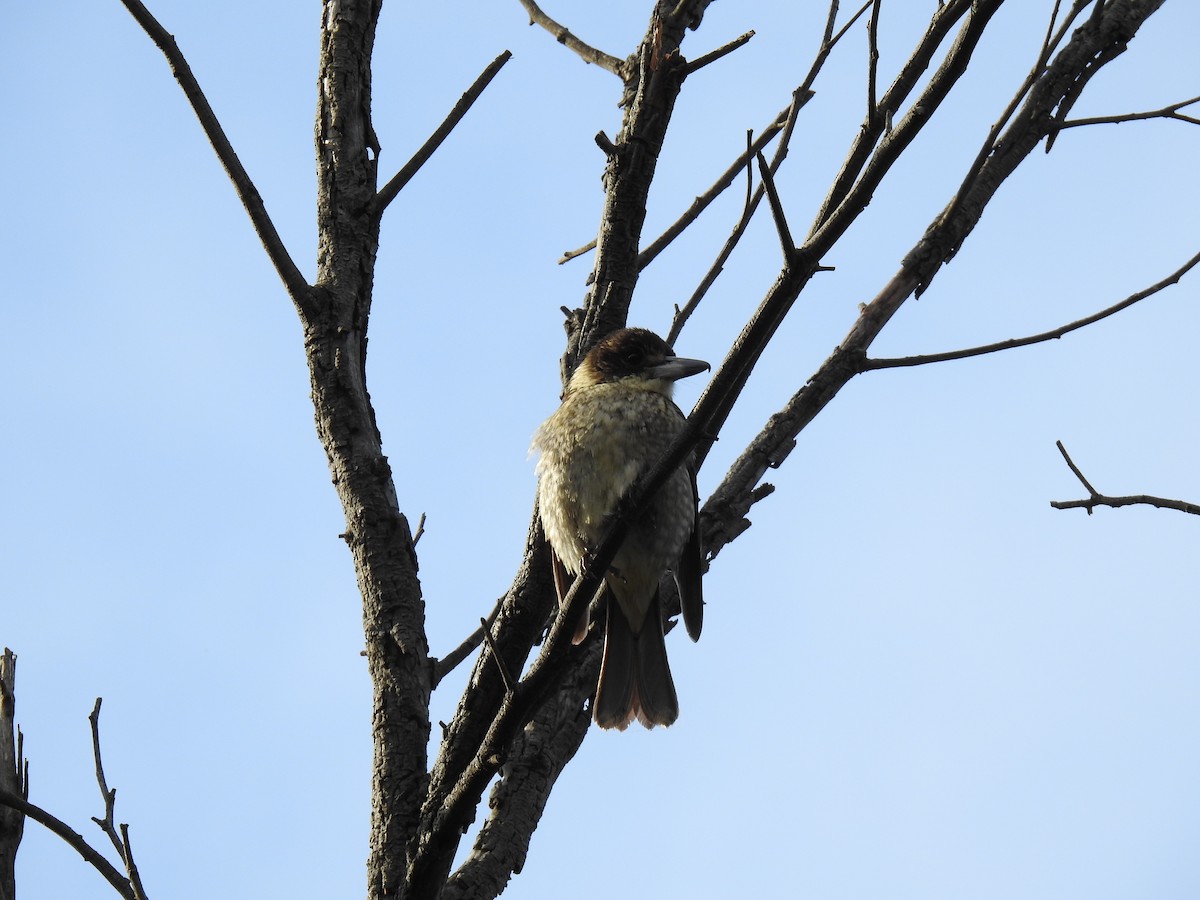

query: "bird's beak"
left=647, top=356, right=710, bottom=382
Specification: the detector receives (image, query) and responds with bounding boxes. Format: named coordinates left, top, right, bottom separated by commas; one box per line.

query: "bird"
left=531, top=327, right=707, bottom=729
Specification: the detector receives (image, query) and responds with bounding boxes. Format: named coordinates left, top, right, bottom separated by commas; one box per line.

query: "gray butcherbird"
left=532, top=327, right=707, bottom=729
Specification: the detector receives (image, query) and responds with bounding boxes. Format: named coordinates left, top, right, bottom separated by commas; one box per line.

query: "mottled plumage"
left=532, top=328, right=706, bottom=729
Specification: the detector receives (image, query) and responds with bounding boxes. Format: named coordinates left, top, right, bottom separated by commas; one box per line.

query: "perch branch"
left=410, top=403, right=717, bottom=899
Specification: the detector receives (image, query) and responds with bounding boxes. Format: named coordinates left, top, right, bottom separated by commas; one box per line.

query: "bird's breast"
left=532, top=383, right=691, bottom=576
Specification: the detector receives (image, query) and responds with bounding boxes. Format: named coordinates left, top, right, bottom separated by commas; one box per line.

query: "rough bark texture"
left=312, top=3, right=431, bottom=899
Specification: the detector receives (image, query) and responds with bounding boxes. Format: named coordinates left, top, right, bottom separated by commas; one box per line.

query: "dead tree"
left=3, top=2, right=1195, bottom=899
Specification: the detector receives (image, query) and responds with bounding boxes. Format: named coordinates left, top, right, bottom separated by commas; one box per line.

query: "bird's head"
left=567, top=327, right=710, bottom=397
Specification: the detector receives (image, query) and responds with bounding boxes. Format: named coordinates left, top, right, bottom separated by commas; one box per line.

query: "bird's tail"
left=593, top=594, right=679, bottom=730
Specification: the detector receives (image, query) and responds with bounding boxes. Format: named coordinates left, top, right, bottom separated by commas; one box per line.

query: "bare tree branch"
left=1058, top=94, right=1200, bottom=129
left=407, top=523, right=559, bottom=900
left=640, top=107, right=790, bottom=277
left=557, top=239, right=596, bottom=265
left=310, top=5, right=433, bottom=898
left=755, top=152, right=799, bottom=266
left=866, top=0, right=883, bottom=130
left=517, top=0, right=626, bottom=75
left=701, top=0, right=1168, bottom=559
left=939, top=0, right=1086, bottom=231
left=666, top=1, right=875, bottom=341
left=374, top=51, right=514, bottom=218
left=689, top=3, right=1006, bottom=475
left=591, top=0, right=870, bottom=304
left=432, top=594, right=507, bottom=688
left=683, top=29, right=756, bottom=75
left=1051, top=442, right=1200, bottom=516
left=441, top=642, right=596, bottom=900
left=809, top=0, right=980, bottom=239
left=0, top=789, right=134, bottom=900
left=88, top=700, right=149, bottom=900
left=115, top=0, right=311, bottom=311
left=864, top=249, right=1200, bottom=370
left=564, top=1, right=720, bottom=373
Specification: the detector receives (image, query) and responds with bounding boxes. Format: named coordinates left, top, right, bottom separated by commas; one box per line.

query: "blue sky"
left=4, top=2, right=1199, bottom=898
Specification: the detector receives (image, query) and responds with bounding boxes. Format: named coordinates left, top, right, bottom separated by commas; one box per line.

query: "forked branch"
left=0, top=790, right=135, bottom=900
left=1051, top=442, right=1200, bottom=517
left=0, top=695, right=143, bottom=900
left=1058, top=94, right=1200, bottom=130
left=88, top=700, right=149, bottom=900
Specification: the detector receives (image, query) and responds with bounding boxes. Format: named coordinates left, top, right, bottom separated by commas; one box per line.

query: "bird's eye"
left=622, top=349, right=643, bottom=367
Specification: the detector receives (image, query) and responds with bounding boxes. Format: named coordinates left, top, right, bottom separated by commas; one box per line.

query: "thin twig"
left=517, top=0, right=625, bottom=75
left=742, top=130, right=754, bottom=216
left=115, top=0, right=310, bottom=310
left=867, top=0, right=883, bottom=130
left=864, top=249, right=1200, bottom=369
left=755, top=152, right=797, bottom=266
left=666, top=87, right=814, bottom=344
left=375, top=51, right=513, bottom=217
left=558, top=240, right=597, bottom=265
left=88, top=700, right=124, bottom=859
left=639, top=114, right=788, bottom=274
left=1057, top=94, right=1200, bottom=130
left=821, top=0, right=842, bottom=48
left=1055, top=440, right=1100, bottom=497
left=479, top=619, right=516, bottom=695
left=1051, top=442, right=1200, bottom=517
left=412, top=512, right=427, bottom=547
left=666, top=3, right=866, bottom=341
left=432, top=595, right=507, bottom=687
left=119, top=824, right=149, bottom=900
left=647, top=0, right=873, bottom=292
left=683, top=30, right=756, bottom=75
left=88, top=699, right=148, bottom=899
